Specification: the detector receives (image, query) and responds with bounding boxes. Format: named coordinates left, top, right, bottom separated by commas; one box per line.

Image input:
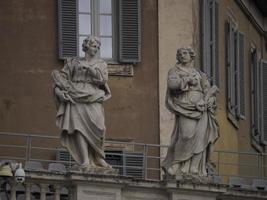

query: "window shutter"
left=119, top=0, right=141, bottom=63
left=261, top=60, right=267, bottom=143
left=124, top=152, right=144, bottom=178
left=227, top=19, right=236, bottom=116
left=214, top=0, right=219, bottom=87
left=251, top=50, right=260, bottom=143
left=238, top=32, right=245, bottom=119
left=58, top=0, right=78, bottom=59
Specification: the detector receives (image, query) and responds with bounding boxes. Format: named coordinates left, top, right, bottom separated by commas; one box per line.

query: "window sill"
left=227, top=112, right=239, bottom=129
left=251, top=138, right=263, bottom=153
left=108, top=64, right=134, bottom=77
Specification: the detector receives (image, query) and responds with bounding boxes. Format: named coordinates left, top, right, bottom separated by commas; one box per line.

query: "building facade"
left=1, top=0, right=267, bottom=199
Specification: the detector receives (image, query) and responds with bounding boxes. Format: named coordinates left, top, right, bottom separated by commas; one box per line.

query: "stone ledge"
left=108, top=64, right=134, bottom=77
left=24, top=171, right=267, bottom=200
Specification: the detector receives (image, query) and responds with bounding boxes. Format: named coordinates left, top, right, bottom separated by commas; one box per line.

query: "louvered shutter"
left=261, top=60, right=267, bottom=143
left=56, top=148, right=75, bottom=166
left=202, top=0, right=211, bottom=80
left=214, top=0, right=219, bottom=87
left=58, top=0, right=78, bottom=59
left=251, top=50, right=260, bottom=143
left=227, top=19, right=236, bottom=116
left=238, top=32, right=245, bottom=119
left=119, top=0, right=141, bottom=63
left=202, top=0, right=219, bottom=86
left=124, top=152, right=144, bottom=178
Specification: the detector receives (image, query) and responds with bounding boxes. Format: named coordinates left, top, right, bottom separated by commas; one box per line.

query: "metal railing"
left=0, top=131, right=267, bottom=182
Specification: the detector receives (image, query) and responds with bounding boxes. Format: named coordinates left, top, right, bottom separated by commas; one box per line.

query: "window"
left=78, top=0, right=115, bottom=59
left=261, top=59, right=267, bottom=144
left=226, top=16, right=246, bottom=123
left=58, top=0, right=141, bottom=63
left=202, top=0, right=219, bottom=86
left=251, top=48, right=260, bottom=145
left=251, top=51, right=267, bottom=149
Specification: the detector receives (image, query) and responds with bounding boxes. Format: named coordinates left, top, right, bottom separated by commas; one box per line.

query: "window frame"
left=58, top=0, right=141, bottom=64
left=226, top=14, right=246, bottom=126
left=250, top=46, right=264, bottom=151
left=77, top=0, right=119, bottom=62
left=227, top=15, right=239, bottom=125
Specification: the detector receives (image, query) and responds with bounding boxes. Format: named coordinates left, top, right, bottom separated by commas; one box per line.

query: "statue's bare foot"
left=167, top=164, right=179, bottom=176
left=80, top=162, right=96, bottom=172
left=95, top=157, right=112, bottom=169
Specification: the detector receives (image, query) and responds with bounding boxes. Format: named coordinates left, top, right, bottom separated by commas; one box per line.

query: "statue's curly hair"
left=82, top=36, right=101, bottom=53
left=176, top=46, right=196, bottom=63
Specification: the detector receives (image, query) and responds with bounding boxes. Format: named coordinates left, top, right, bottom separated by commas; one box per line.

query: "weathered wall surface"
left=216, top=0, right=267, bottom=177
left=0, top=0, right=159, bottom=146
left=158, top=0, right=267, bottom=178
left=158, top=0, right=200, bottom=153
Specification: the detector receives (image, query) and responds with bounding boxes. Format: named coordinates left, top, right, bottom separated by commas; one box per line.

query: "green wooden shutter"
left=261, top=59, right=267, bottom=143
left=58, top=0, right=78, bottom=59
left=238, top=32, right=245, bottom=119
left=119, top=0, right=141, bottom=63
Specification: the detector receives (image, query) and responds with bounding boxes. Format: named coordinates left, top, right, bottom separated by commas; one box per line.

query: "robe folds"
left=52, top=58, right=111, bottom=165
left=162, top=65, right=219, bottom=176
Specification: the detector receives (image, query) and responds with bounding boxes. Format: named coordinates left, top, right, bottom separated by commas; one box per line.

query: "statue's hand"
left=188, top=75, right=198, bottom=86
left=55, top=87, right=69, bottom=102
left=207, top=96, right=216, bottom=112
left=196, top=100, right=206, bottom=112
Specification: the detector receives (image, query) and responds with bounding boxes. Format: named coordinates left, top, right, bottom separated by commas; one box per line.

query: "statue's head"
left=82, top=36, right=101, bottom=56
left=176, top=46, right=196, bottom=64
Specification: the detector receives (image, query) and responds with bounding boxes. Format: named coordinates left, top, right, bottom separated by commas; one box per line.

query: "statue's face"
left=88, top=41, right=99, bottom=56
left=82, top=39, right=99, bottom=56
left=177, top=49, right=191, bottom=64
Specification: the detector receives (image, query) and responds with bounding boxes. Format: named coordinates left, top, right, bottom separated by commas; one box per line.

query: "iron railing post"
left=258, top=153, right=261, bottom=178
left=217, top=151, right=220, bottom=176
left=26, top=135, right=32, bottom=161
left=143, top=144, right=148, bottom=179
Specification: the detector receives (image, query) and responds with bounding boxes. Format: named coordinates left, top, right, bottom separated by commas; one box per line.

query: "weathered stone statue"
left=162, top=47, right=219, bottom=181
left=52, top=36, right=111, bottom=172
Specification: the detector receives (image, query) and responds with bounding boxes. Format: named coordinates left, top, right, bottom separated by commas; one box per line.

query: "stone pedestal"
left=76, top=184, right=121, bottom=200
left=170, top=193, right=216, bottom=200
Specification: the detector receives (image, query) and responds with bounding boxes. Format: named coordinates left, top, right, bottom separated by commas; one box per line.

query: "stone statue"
left=162, top=47, right=219, bottom=181
left=52, top=36, right=111, bottom=172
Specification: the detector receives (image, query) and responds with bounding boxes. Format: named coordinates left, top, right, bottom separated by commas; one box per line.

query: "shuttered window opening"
left=57, top=149, right=144, bottom=178
left=124, top=152, right=144, bottom=178
left=260, top=59, right=267, bottom=144
left=56, top=148, right=75, bottom=167
left=58, top=0, right=141, bottom=63
left=119, top=0, right=141, bottom=63
left=58, top=0, right=78, bottom=59
left=238, top=32, right=245, bottom=119
left=227, top=17, right=238, bottom=119
left=202, top=0, right=219, bottom=86
left=251, top=49, right=261, bottom=145
left=226, top=16, right=246, bottom=123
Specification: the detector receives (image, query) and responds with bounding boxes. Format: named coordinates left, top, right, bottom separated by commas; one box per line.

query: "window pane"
left=79, top=36, right=87, bottom=57
left=100, top=15, right=112, bottom=36
left=100, top=37, right=112, bottom=58
left=79, top=0, right=91, bottom=13
left=79, top=14, right=91, bottom=35
left=100, top=0, right=112, bottom=14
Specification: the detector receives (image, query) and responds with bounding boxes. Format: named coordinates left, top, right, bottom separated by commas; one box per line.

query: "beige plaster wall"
left=158, top=0, right=200, bottom=155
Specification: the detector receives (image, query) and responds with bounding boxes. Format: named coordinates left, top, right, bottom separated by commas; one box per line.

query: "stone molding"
left=23, top=172, right=267, bottom=200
